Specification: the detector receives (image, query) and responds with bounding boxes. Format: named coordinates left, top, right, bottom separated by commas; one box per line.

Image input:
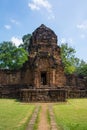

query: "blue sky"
left=0, top=0, right=87, bottom=62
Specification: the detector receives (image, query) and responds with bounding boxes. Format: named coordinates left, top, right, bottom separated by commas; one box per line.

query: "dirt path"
left=38, top=103, right=50, bottom=130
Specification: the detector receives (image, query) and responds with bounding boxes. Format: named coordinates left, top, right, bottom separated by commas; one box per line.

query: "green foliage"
left=19, top=34, right=31, bottom=52
left=60, top=43, right=87, bottom=77
left=0, top=41, right=28, bottom=70
left=0, top=33, right=32, bottom=70
left=76, top=60, right=87, bottom=77
left=61, top=43, right=77, bottom=74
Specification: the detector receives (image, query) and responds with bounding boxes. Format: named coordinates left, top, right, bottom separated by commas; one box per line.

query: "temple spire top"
left=32, top=24, right=57, bottom=45
left=40, top=24, right=46, bottom=28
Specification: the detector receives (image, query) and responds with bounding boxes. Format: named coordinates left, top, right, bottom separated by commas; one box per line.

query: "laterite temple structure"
left=0, top=24, right=87, bottom=101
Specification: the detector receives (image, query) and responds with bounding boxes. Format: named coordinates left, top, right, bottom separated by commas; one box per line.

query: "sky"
left=0, top=0, right=87, bottom=62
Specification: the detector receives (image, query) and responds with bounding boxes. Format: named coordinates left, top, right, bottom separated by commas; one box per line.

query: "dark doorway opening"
left=41, top=72, right=47, bottom=85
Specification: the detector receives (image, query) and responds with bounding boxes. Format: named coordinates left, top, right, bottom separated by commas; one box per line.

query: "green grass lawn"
left=0, top=99, right=35, bottom=130
left=53, top=99, right=87, bottom=130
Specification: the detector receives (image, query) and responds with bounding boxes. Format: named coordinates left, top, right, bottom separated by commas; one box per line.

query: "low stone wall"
left=0, top=85, right=66, bottom=101
left=0, top=84, right=87, bottom=101
left=0, top=85, right=20, bottom=99
left=67, top=90, right=87, bottom=98
left=66, top=74, right=87, bottom=89
left=0, top=84, right=28, bottom=99
left=20, top=88, right=67, bottom=102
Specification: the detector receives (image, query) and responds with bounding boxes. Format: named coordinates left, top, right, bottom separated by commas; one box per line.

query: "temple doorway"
left=41, top=72, right=47, bottom=85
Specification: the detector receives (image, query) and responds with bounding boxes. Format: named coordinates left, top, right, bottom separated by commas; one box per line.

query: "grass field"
left=53, top=99, right=87, bottom=130
left=0, top=99, right=35, bottom=130
left=1, top=99, right=87, bottom=130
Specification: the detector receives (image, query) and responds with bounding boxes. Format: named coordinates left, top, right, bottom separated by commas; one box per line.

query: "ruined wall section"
left=20, top=68, right=33, bottom=86
left=55, top=66, right=66, bottom=87
left=0, top=70, right=21, bottom=85
left=66, top=74, right=87, bottom=89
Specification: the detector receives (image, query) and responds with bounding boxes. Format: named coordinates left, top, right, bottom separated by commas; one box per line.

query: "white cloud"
left=10, top=19, right=20, bottom=25
left=4, top=25, right=11, bottom=30
left=28, top=3, right=40, bottom=10
left=28, top=0, right=52, bottom=12
left=11, top=37, right=23, bottom=47
left=77, top=21, right=87, bottom=30
left=28, top=0, right=55, bottom=19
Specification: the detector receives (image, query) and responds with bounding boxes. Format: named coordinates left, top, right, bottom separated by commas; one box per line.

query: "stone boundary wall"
left=0, top=84, right=26, bottom=99
left=66, top=74, right=87, bottom=89
left=20, top=88, right=66, bottom=102
left=0, top=85, right=66, bottom=101
left=67, top=89, right=87, bottom=98
left=0, top=84, right=87, bottom=101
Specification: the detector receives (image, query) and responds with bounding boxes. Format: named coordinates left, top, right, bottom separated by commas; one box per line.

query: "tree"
left=75, top=60, right=87, bottom=77
left=19, top=34, right=31, bottom=52
left=60, top=43, right=87, bottom=77
left=0, top=41, right=28, bottom=70
left=60, top=43, right=77, bottom=74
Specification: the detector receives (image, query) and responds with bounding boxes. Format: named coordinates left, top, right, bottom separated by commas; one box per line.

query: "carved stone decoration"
left=32, top=24, right=57, bottom=45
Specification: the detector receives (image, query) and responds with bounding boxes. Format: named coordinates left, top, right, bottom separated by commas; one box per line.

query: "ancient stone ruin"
left=0, top=24, right=87, bottom=101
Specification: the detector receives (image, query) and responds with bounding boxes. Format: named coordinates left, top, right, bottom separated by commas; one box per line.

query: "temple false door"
left=34, top=71, right=40, bottom=88
left=50, top=68, right=56, bottom=87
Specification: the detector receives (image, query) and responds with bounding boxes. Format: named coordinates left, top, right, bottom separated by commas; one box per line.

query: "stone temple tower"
left=23, top=24, right=66, bottom=88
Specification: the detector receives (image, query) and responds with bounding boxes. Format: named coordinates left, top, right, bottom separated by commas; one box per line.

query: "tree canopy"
left=19, top=34, right=31, bottom=52
left=60, top=43, right=77, bottom=74
left=60, top=43, right=87, bottom=77
left=75, top=60, right=87, bottom=78
left=0, top=41, right=28, bottom=70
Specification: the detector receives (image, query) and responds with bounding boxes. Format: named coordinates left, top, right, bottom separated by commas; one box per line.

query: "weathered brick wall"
left=67, top=90, right=87, bottom=98
left=55, top=65, right=66, bottom=87
left=20, top=89, right=66, bottom=102
left=66, top=74, right=87, bottom=89
left=66, top=74, right=87, bottom=98
left=20, top=69, right=33, bottom=86
left=0, top=70, right=21, bottom=85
